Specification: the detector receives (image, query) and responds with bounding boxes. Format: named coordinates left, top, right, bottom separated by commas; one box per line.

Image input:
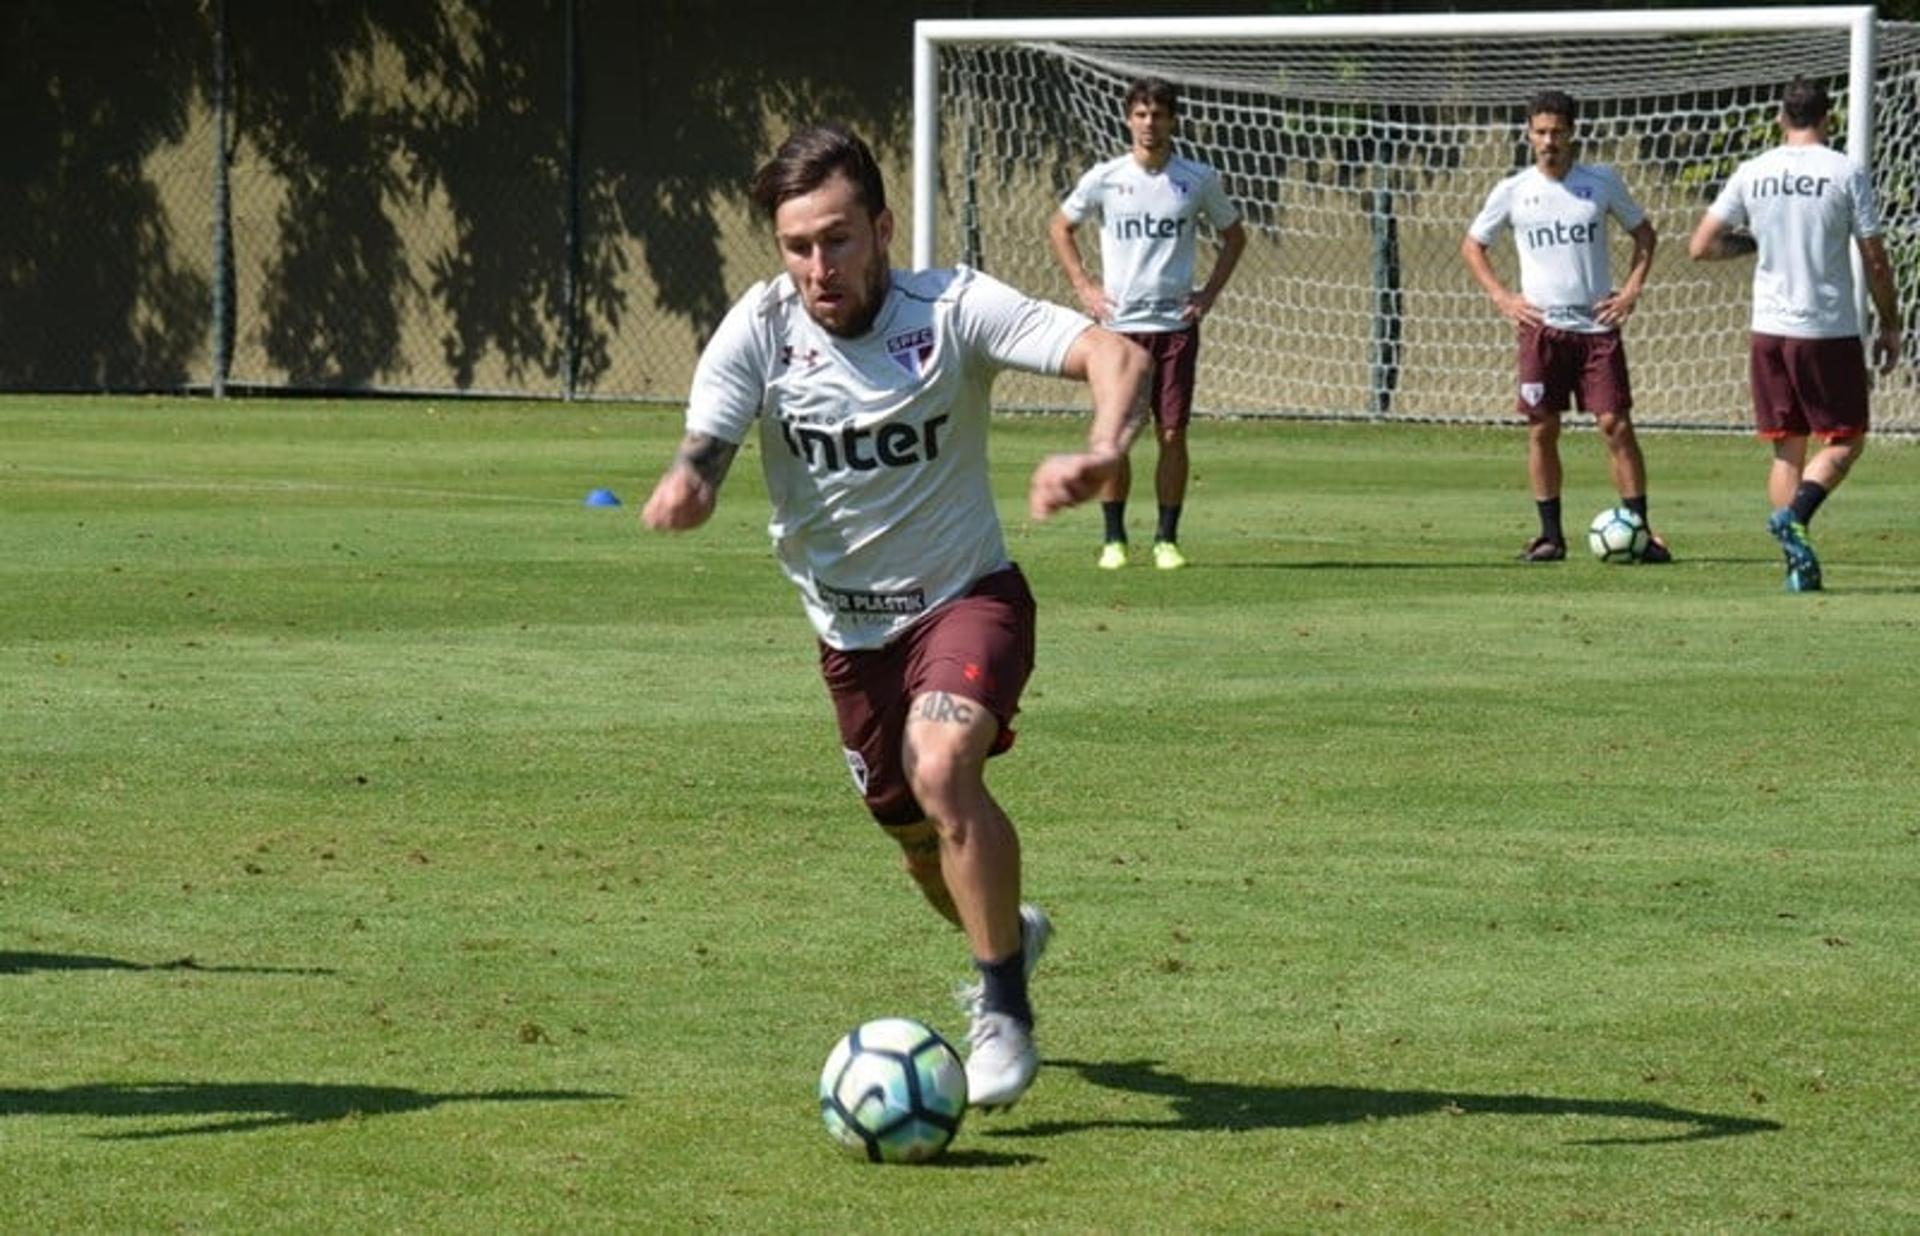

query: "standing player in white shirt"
left=643, top=126, right=1150, bottom=1110
left=1463, top=89, right=1672, bottom=564
left=1049, top=77, right=1247, bottom=571
left=1688, top=77, right=1903, bottom=592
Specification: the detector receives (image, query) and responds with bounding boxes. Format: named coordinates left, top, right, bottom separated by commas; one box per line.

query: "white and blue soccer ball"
left=818, top=1017, right=966, bottom=1164
left=1588, top=506, right=1650, bottom=563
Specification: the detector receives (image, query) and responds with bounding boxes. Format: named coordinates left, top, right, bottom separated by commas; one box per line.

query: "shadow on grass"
left=0, top=952, right=334, bottom=977
left=0, top=1081, right=618, bottom=1140
left=924, top=1147, right=1045, bottom=1169
left=992, top=1059, right=1779, bottom=1146
left=1204, top=555, right=1785, bottom=572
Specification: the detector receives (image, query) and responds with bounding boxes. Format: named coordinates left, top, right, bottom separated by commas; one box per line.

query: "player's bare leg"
left=903, top=690, right=1037, bottom=1107
left=1097, top=454, right=1134, bottom=568
left=1151, top=425, right=1191, bottom=569
left=1768, top=434, right=1860, bottom=591
left=890, top=821, right=961, bottom=928
left=1768, top=434, right=1809, bottom=507
left=1596, top=410, right=1668, bottom=561
left=1596, top=410, right=1648, bottom=499
left=902, top=693, right=1020, bottom=963
left=1520, top=415, right=1567, bottom=560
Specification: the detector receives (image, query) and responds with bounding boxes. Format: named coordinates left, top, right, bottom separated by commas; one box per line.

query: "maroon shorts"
left=1514, top=324, right=1632, bottom=419
left=1122, top=325, right=1200, bottom=432
left=817, top=566, right=1036, bottom=827
left=1749, top=332, right=1870, bottom=440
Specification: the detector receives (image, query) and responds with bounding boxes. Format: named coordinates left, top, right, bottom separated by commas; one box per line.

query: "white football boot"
left=965, top=1010, right=1038, bottom=1109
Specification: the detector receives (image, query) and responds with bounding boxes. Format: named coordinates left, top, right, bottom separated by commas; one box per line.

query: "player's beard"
left=815, top=253, right=890, bottom=339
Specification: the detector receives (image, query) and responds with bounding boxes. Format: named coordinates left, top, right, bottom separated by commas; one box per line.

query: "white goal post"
left=913, top=7, right=1919, bottom=431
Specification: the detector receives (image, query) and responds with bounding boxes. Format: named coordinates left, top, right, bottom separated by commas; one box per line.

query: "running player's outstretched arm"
left=1028, top=327, right=1150, bottom=520
left=642, top=433, right=738, bottom=531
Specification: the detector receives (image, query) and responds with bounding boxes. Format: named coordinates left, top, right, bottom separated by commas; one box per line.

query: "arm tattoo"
left=676, top=433, right=738, bottom=488
left=913, top=692, right=978, bottom=726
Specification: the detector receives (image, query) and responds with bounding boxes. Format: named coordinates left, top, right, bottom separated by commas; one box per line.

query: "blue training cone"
left=583, top=488, right=622, bottom=507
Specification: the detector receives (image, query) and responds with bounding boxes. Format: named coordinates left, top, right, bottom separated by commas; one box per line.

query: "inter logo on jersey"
left=885, top=327, right=935, bottom=377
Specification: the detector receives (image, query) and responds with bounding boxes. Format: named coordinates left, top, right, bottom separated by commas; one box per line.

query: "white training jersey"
left=1059, top=153, right=1240, bottom=334
left=1468, top=164, right=1648, bottom=334
left=1707, top=143, right=1880, bottom=338
left=686, top=266, right=1091, bottom=651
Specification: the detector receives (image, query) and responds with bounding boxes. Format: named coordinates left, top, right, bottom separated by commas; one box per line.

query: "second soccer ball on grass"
left=1588, top=506, right=1651, bottom=563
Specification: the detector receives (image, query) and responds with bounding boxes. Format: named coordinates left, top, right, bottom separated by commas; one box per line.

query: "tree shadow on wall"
left=577, top=4, right=913, bottom=366
left=0, top=1080, right=616, bottom=1139
left=0, top=1, right=209, bottom=390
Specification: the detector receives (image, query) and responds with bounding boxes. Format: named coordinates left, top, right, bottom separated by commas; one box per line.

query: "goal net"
left=916, top=10, right=1920, bottom=432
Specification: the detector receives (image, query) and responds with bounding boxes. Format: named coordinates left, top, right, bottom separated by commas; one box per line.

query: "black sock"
left=974, top=950, right=1033, bottom=1027
left=1537, top=497, right=1564, bottom=543
left=1156, top=504, right=1182, bottom=544
left=1622, top=494, right=1649, bottom=528
left=1102, top=501, right=1127, bottom=545
left=1790, top=481, right=1830, bottom=526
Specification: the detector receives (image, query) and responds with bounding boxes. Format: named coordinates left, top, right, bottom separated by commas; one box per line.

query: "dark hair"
left=1526, top=89, right=1578, bottom=126
left=1124, top=77, right=1179, bottom=115
left=1782, top=76, right=1832, bottom=129
left=750, top=125, right=886, bottom=221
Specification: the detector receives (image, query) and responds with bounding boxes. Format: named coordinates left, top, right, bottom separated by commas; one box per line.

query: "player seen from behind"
left=1688, top=76, right=1903, bottom=592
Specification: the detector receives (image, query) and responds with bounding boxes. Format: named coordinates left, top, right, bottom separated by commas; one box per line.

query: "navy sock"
left=1101, top=501, right=1127, bottom=545
left=974, top=950, right=1033, bottom=1028
left=1156, top=504, right=1182, bottom=544
left=1537, top=497, right=1564, bottom=543
left=1790, top=481, right=1829, bottom=526
left=1622, top=494, right=1650, bottom=531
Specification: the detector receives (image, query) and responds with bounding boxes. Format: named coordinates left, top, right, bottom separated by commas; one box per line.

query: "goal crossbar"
left=913, top=7, right=1876, bottom=268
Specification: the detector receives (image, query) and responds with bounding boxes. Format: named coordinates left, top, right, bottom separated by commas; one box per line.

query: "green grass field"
left=4, top=396, right=1917, bottom=1232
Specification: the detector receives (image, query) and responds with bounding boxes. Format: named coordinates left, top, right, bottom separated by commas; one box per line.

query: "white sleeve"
left=1058, top=165, right=1103, bottom=225
left=952, top=269, right=1093, bottom=377
left=1604, top=168, right=1648, bottom=231
left=1707, top=168, right=1748, bottom=228
left=1847, top=162, right=1882, bottom=239
left=685, top=285, right=771, bottom=444
left=1467, top=179, right=1512, bottom=245
left=1199, top=167, right=1241, bottom=230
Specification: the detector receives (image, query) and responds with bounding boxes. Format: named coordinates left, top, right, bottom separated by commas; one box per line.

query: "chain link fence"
left=3, top=0, right=923, bottom=401
left=7, top=0, right=1920, bottom=427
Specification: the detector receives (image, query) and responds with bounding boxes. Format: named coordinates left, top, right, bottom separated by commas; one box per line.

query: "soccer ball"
left=1587, top=506, right=1650, bottom=563
left=818, top=1017, right=967, bottom=1164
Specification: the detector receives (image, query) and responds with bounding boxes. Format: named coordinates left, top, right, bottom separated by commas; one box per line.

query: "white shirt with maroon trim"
left=1469, top=164, right=1647, bottom=334
left=1059, top=153, right=1240, bottom=334
left=686, top=266, right=1091, bottom=650
left=1708, top=143, right=1881, bottom=339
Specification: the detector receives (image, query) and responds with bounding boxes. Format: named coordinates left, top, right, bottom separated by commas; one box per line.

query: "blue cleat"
left=1768, top=509, right=1821, bottom=591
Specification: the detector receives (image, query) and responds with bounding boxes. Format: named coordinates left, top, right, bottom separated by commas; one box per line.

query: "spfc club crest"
left=886, top=327, right=935, bottom=377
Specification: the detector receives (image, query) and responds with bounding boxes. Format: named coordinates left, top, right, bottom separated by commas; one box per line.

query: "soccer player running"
left=642, top=126, right=1150, bottom=1109
left=1049, top=77, right=1247, bottom=571
left=1687, top=76, right=1903, bottom=593
left=1462, top=89, right=1672, bottom=564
